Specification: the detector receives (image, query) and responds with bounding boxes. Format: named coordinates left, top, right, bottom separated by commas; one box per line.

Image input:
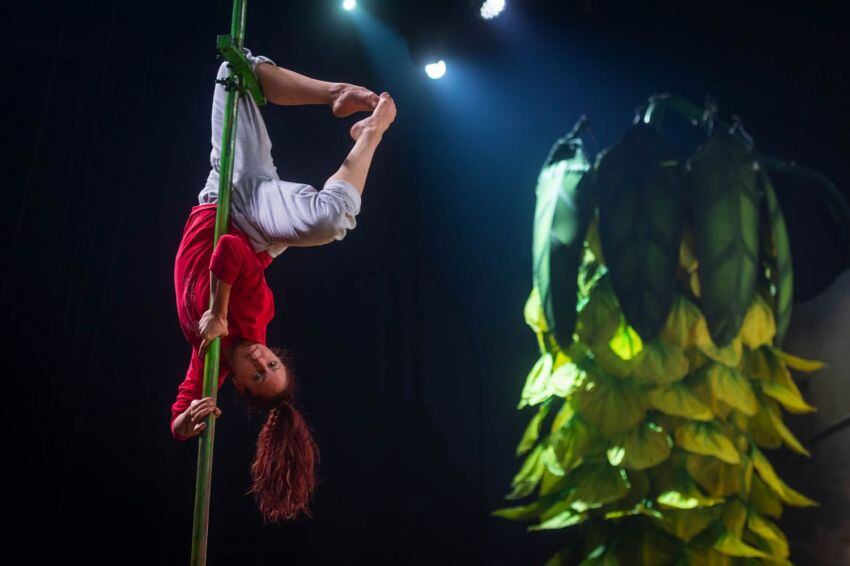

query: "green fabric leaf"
left=689, top=131, right=760, bottom=347
left=533, top=137, right=595, bottom=348
left=633, top=339, right=689, bottom=384
left=507, top=444, right=546, bottom=499
left=657, top=506, right=721, bottom=542
left=648, top=383, right=714, bottom=421
left=491, top=499, right=546, bottom=520
left=517, top=402, right=551, bottom=456
left=578, top=377, right=645, bottom=437
left=551, top=414, right=593, bottom=474
left=595, top=123, right=683, bottom=341
left=759, top=171, right=794, bottom=344
left=675, top=422, right=741, bottom=464
left=519, top=353, right=555, bottom=408
left=577, top=277, right=622, bottom=347
left=528, top=509, right=586, bottom=531
left=705, top=363, right=758, bottom=417
left=607, top=422, right=672, bottom=470
left=713, top=529, right=770, bottom=559
left=569, top=463, right=631, bottom=511
left=751, top=447, right=817, bottom=507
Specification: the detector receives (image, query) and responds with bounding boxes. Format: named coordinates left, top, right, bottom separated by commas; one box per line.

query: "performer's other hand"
left=183, top=397, right=222, bottom=437
left=198, top=309, right=228, bottom=356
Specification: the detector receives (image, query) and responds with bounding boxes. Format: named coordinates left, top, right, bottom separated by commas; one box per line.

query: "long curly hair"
left=241, top=346, right=319, bottom=523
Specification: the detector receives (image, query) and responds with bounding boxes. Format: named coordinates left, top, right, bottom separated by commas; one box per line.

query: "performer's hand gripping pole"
left=190, top=0, right=265, bottom=564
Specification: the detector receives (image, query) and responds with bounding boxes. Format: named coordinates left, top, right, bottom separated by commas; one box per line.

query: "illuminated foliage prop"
left=496, top=96, right=837, bottom=565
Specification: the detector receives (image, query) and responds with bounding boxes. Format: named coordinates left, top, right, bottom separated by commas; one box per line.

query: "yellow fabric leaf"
left=519, top=353, right=554, bottom=408
left=765, top=401, right=810, bottom=456
left=592, top=343, right=635, bottom=378
left=683, top=549, right=731, bottom=566
left=748, top=398, right=783, bottom=449
left=647, top=384, right=714, bottom=421
left=720, top=499, right=747, bottom=536
left=675, top=422, right=741, bottom=464
left=508, top=444, right=547, bottom=499
left=706, top=363, right=758, bottom=416
left=492, top=499, right=546, bottom=520
left=524, top=287, right=549, bottom=333
left=550, top=399, right=574, bottom=434
left=552, top=415, right=593, bottom=473
left=747, top=513, right=789, bottom=558
left=761, top=381, right=816, bottom=414
left=577, top=378, right=645, bottom=437
left=608, top=320, right=644, bottom=360
left=660, top=297, right=703, bottom=348
left=550, top=362, right=583, bottom=398
left=695, top=325, right=743, bottom=367
left=749, top=475, right=783, bottom=519
left=686, top=454, right=742, bottom=498
left=713, top=529, right=770, bottom=558
left=542, top=444, right=565, bottom=476
left=658, top=507, right=721, bottom=542
left=634, top=339, right=689, bottom=385
left=774, top=348, right=825, bottom=372
left=751, top=447, right=817, bottom=508
left=606, top=422, right=672, bottom=470
left=569, top=463, right=631, bottom=511
left=517, top=402, right=550, bottom=456
left=528, top=509, right=586, bottom=531
left=740, top=298, right=777, bottom=349
left=577, top=278, right=621, bottom=347
left=680, top=229, right=699, bottom=273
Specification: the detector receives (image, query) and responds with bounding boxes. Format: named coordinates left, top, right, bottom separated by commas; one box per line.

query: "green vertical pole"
left=190, top=1, right=248, bottom=565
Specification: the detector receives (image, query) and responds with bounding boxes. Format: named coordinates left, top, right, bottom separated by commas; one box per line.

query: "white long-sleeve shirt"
left=197, top=49, right=362, bottom=258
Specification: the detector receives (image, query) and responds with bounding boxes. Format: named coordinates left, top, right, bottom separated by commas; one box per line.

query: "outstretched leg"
left=255, top=62, right=379, bottom=117
left=327, top=93, right=397, bottom=194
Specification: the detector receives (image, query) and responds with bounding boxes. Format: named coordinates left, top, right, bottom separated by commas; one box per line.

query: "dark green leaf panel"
left=532, top=137, right=595, bottom=348
left=689, top=132, right=760, bottom=347
left=759, top=171, right=794, bottom=344
left=594, top=124, right=683, bottom=341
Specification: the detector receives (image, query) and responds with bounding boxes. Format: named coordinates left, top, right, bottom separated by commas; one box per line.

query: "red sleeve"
left=210, top=234, right=250, bottom=285
left=170, top=353, right=204, bottom=441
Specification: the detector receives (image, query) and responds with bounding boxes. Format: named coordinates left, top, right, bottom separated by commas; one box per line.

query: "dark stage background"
left=4, top=1, right=848, bottom=564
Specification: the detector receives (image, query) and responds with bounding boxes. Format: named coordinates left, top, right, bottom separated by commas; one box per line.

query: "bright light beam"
left=480, top=0, right=506, bottom=20
left=342, top=0, right=357, bottom=12
left=425, top=60, right=447, bottom=80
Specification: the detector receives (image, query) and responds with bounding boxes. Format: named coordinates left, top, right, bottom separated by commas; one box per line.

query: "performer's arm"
left=198, top=276, right=231, bottom=355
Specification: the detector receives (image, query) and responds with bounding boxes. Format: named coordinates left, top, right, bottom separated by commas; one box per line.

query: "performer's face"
left=230, top=342, right=288, bottom=399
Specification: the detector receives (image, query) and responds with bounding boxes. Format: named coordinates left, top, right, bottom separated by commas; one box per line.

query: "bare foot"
left=349, top=92, right=397, bottom=141
left=332, top=84, right=380, bottom=118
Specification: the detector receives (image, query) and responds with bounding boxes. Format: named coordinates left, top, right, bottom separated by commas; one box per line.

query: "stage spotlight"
left=342, top=0, right=356, bottom=11
left=480, top=0, right=506, bottom=19
left=425, top=60, right=446, bottom=79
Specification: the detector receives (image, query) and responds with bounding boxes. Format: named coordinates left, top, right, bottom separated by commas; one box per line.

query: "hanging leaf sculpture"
left=595, top=124, right=683, bottom=342
left=532, top=132, right=595, bottom=350
left=499, top=95, right=829, bottom=565
left=689, top=131, right=760, bottom=347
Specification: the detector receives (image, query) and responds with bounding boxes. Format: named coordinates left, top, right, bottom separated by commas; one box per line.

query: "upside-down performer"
left=170, top=49, right=396, bottom=522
